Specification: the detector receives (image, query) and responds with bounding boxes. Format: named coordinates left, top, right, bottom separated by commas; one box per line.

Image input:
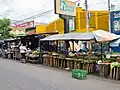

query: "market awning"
left=40, top=34, right=64, bottom=41
left=0, top=40, right=4, bottom=44
left=40, top=30, right=120, bottom=42
left=61, top=32, right=94, bottom=40
left=40, top=32, right=94, bottom=41
left=109, top=38, right=120, bottom=47
left=92, top=30, right=120, bottom=42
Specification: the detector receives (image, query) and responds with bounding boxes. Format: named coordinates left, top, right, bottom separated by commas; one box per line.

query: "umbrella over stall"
left=109, top=38, right=120, bottom=47
left=92, top=30, right=120, bottom=60
left=40, top=29, right=120, bottom=60
left=92, top=30, right=120, bottom=42
left=41, top=30, right=120, bottom=42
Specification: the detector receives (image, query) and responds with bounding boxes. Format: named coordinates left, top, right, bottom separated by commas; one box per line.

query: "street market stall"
left=40, top=30, right=120, bottom=80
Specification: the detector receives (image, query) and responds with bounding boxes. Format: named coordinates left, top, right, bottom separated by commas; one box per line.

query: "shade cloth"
left=40, top=34, right=64, bottom=41
left=60, top=32, right=94, bottom=40
left=92, top=30, right=120, bottom=42
left=40, top=32, right=94, bottom=41
left=109, top=38, right=120, bottom=47
left=40, top=30, right=120, bottom=42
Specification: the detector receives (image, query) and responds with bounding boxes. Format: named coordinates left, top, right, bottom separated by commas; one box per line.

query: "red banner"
left=12, top=21, right=34, bottom=28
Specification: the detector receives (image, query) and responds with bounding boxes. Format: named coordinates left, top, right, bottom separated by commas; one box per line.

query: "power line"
left=0, top=0, right=11, bottom=8
left=13, top=9, right=44, bottom=21
left=13, top=4, right=49, bottom=21
left=12, top=9, right=53, bottom=24
left=12, top=11, right=108, bottom=25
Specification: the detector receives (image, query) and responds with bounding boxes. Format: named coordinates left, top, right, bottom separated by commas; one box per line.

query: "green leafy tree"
left=0, top=18, right=12, bottom=39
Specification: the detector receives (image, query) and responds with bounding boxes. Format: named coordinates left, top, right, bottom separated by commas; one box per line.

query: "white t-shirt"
left=20, top=46, right=27, bottom=53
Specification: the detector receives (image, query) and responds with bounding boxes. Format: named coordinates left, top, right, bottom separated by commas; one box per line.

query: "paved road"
left=0, top=59, right=120, bottom=90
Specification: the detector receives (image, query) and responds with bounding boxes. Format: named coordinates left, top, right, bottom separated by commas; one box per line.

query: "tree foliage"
left=0, top=18, right=12, bottom=39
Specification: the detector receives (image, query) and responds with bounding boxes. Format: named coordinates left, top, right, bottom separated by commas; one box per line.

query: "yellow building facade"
left=36, top=7, right=109, bottom=34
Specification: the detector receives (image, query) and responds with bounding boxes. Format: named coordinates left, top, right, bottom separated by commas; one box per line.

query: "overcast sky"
left=0, top=0, right=119, bottom=24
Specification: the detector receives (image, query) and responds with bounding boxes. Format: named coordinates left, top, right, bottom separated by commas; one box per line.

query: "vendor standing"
left=19, top=44, right=27, bottom=63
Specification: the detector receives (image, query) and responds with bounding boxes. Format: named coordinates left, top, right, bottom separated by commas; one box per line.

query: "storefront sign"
left=55, top=0, right=76, bottom=16
left=10, top=28, right=26, bottom=36
left=12, top=21, right=34, bottom=29
left=111, top=11, right=120, bottom=34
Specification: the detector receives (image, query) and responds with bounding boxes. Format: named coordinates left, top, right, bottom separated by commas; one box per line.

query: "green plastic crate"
left=72, top=69, right=88, bottom=80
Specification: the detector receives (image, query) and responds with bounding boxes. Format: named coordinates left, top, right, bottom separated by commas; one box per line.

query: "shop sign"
left=10, top=28, right=26, bottom=36
left=12, top=21, right=34, bottom=29
left=111, top=11, right=120, bottom=34
left=55, top=0, right=76, bottom=16
left=114, top=12, right=120, bottom=18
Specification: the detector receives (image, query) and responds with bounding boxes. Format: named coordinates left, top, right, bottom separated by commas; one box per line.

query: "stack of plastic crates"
left=72, top=69, right=88, bottom=80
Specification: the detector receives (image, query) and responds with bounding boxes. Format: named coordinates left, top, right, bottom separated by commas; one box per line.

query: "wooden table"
left=81, top=60, right=95, bottom=74
left=42, top=54, right=52, bottom=66
left=66, top=58, right=76, bottom=70
left=7, top=52, right=13, bottom=59
left=99, top=64, right=110, bottom=78
left=26, top=54, right=39, bottom=64
left=52, top=55, right=59, bottom=67
left=110, top=67, right=120, bottom=80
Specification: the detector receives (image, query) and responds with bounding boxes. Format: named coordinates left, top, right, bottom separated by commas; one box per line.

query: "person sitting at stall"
left=26, top=48, right=32, bottom=55
left=19, top=44, right=27, bottom=63
left=10, top=43, right=16, bottom=52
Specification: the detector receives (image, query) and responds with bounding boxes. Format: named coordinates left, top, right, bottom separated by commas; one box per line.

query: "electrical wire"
left=14, top=3, right=49, bottom=21
left=12, top=9, right=53, bottom=24
left=12, top=11, right=108, bottom=25
left=16, top=9, right=48, bottom=21
left=16, top=10, right=53, bottom=23
left=0, top=0, right=8, bottom=6
left=0, top=0, right=11, bottom=8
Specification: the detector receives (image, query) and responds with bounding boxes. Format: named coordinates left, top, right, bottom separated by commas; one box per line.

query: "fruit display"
left=116, top=57, right=120, bottom=63
left=32, top=50, right=40, bottom=55
left=68, top=52, right=75, bottom=57
left=111, top=62, right=120, bottom=69
left=52, top=52, right=59, bottom=55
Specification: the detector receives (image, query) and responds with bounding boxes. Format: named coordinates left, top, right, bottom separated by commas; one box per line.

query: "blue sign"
left=111, top=11, right=120, bottom=35
left=110, top=11, right=120, bottom=52
left=60, top=0, right=74, bottom=12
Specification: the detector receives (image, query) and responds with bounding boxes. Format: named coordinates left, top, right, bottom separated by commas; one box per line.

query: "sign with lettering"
left=12, top=21, right=35, bottom=29
left=111, top=11, right=120, bottom=34
left=55, top=0, right=76, bottom=16
left=10, top=28, right=26, bottom=36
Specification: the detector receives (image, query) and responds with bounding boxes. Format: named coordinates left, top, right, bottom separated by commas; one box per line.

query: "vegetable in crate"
left=32, top=50, right=40, bottom=55
left=52, top=52, right=59, bottom=55
left=116, top=57, right=120, bottom=63
left=69, top=52, right=75, bottom=57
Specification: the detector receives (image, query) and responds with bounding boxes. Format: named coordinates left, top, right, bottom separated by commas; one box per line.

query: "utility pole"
left=108, top=0, right=111, bottom=33
left=85, top=0, right=89, bottom=32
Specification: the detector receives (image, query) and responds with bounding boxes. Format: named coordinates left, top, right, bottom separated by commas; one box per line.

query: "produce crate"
left=72, top=69, right=88, bottom=80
